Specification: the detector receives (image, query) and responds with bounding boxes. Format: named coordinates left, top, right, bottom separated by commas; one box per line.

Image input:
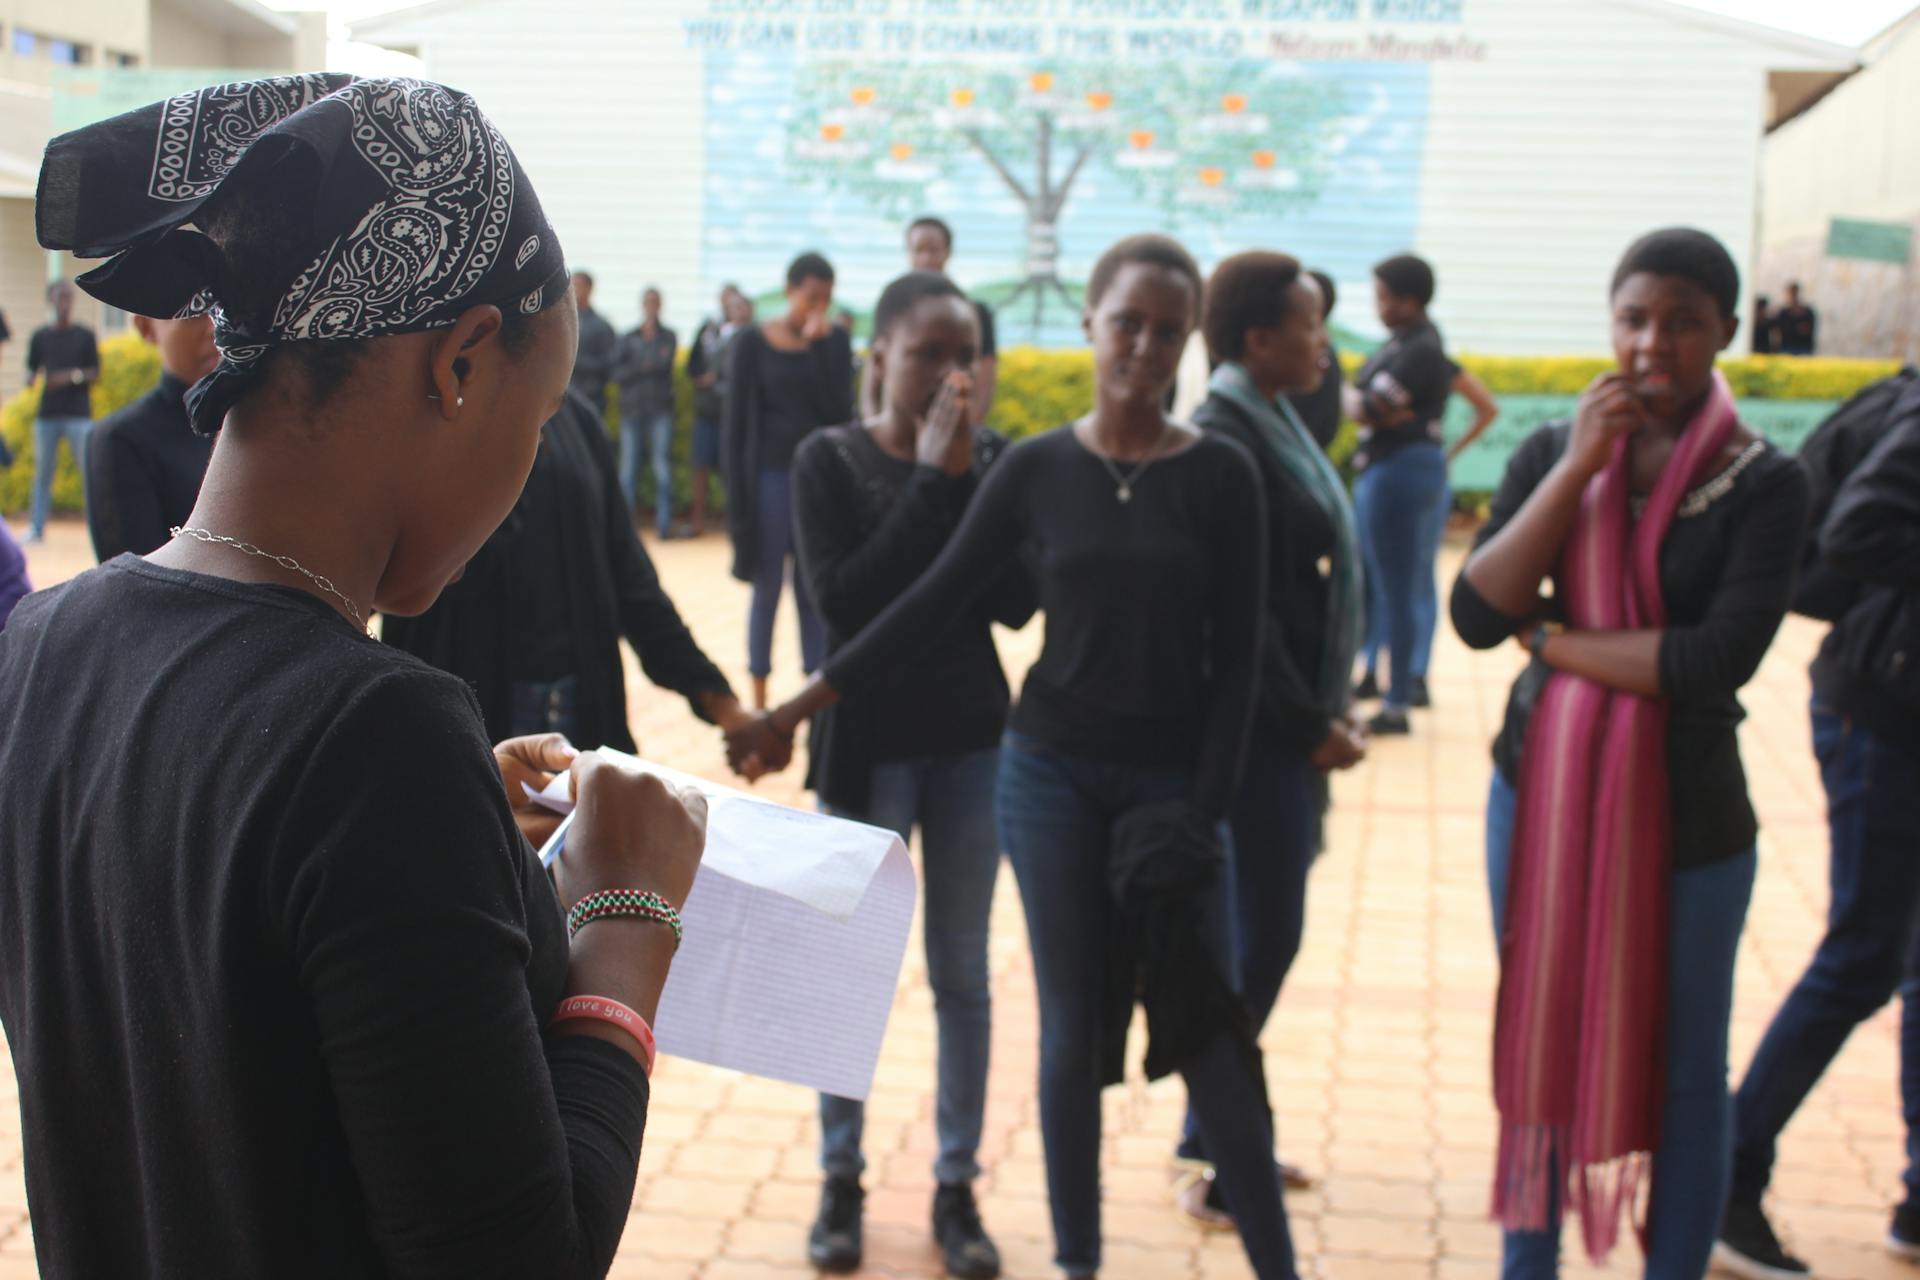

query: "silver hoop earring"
left=426, top=394, right=466, bottom=408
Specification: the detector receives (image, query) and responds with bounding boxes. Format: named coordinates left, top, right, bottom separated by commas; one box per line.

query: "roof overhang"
left=1606, top=0, right=1860, bottom=67
left=349, top=0, right=496, bottom=50
left=157, top=0, right=300, bottom=41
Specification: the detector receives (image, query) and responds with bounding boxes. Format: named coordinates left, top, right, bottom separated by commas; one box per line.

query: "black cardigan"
left=721, top=324, right=855, bottom=582
left=1450, top=421, right=1809, bottom=868
left=793, top=424, right=1038, bottom=812
left=1192, top=391, right=1341, bottom=758
left=384, top=392, right=733, bottom=750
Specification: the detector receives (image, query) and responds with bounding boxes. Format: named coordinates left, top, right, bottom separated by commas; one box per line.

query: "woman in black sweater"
left=1452, top=229, right=1808, bottom=1277
left=3, top=76, right=705, bottom=1278
left=736, top=235, right=1296, bottom=1280
left=790, top=271, right=1037, bottom=1279
left=723, top=251, right=855, bottom=709
left=1173, top=252, right=1368, bottom=1224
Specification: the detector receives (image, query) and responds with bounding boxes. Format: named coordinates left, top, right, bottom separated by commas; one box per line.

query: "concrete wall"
left=0, top=0, right=147, bottom=82
left=0, top=197, right=46, bottom=401
left=147, top=0, right=231, bottom=68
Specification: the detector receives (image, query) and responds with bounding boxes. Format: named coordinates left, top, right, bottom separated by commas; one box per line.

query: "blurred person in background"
left=86, top=313, right=220, bottom=561
left=723, top=251, right=853, bottom=709
left=685, top=284, right=751, bottom=535
left=570, top=269, right=617, bottom=412
left=24, top=280, right=99, bottom=544
left=612, top=287, right=679, bottom=539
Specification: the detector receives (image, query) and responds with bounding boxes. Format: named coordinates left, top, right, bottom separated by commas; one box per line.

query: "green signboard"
left=1442, top=395, right=1840, bottom=491
left=1826, top=217, right=1914, bottom=265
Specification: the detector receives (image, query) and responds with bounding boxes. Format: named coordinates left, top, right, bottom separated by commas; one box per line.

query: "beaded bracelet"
left=567, top=889, right=683, bottom=949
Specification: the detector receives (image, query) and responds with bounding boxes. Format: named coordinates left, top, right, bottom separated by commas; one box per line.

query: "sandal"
left=1170, top=1164, right=1235, bottom=1231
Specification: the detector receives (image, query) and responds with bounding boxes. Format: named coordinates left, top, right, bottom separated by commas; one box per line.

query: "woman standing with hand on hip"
left=723, top=251, right=853, bottom=709
left=736, top=235, right=1298, bottom=1280
left=1452, top=228, right=1808, bottom=1278
left=2, top=76, right=708, bottom=1279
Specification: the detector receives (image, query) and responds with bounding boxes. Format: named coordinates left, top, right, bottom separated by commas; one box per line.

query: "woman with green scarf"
left=1171, top=251, right=1369, bottom=1228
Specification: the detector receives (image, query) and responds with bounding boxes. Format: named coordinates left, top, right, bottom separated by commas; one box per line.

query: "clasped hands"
left=719, top=708, right=795, bottom=784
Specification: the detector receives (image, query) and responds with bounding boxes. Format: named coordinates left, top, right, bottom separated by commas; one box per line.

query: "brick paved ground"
left=0, top=517, right=1912, bottom=1279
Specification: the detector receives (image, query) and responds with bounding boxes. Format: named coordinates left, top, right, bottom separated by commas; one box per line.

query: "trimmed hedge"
left=4, top=339, right=1902, bottom=518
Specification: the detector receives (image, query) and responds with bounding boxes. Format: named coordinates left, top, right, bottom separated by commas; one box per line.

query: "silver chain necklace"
left=170, top=526, right=368, bottom=633
left=1087, top=420, right=1171, bottom=504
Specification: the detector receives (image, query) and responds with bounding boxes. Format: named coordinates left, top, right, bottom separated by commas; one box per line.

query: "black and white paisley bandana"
left=36, top=74, right=569, bottom=436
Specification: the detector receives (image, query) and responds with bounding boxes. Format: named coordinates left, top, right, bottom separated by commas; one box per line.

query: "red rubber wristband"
left=551, top=995, right=656, bottom=1076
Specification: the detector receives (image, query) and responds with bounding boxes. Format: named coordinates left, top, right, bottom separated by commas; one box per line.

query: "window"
left=10, top=29, right=92, bottom=64
left=107, top=49, right=138, bottom=68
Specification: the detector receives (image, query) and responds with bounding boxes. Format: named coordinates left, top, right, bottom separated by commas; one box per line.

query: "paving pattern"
left=0, top=519, right=1911, bottom=1279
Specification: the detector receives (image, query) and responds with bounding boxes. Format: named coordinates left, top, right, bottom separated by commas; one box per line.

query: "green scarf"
left=1210, top=361, right=1364, bottom=718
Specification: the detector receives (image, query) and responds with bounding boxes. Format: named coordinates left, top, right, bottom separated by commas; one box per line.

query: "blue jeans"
left=996, top=731, right=1296, bottom=1279
left=1355, top=442, right=1448, bottom=709
left=620, top=410, right=675, bottom=537
left=1177, top=735, right=1321, bottom=1160
left=1487, top=770, right=1755, bottom=1279
left=1732, top=703, right=1920, bottom=1212
left=30, top=415, right=92, bottom=538
left=820, top=748, right=1001, bottom=1186
left=747, top=468, right=825, bottom=679
left=1412, top=481, right=1451, bottom=678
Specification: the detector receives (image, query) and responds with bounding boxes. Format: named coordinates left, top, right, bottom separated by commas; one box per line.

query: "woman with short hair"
left=1453, top=227, right=1810, bottom=1278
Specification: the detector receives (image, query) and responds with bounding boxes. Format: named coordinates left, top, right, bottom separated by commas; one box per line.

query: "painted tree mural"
left=785, top=60, right=1352, bottom=327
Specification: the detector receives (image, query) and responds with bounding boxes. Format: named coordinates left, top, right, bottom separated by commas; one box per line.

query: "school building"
left=351, top=0, right=1854, bottom=361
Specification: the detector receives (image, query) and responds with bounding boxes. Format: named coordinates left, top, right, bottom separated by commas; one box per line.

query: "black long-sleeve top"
left=1450, top=421, right=1810, bottom=868
left=822, top=425, right=1268, bottom=822
left=85, top=371, right=213, bottom=561
left=570, top=306, right=617, bottom=413
left=721, top=325, right=855, bottom=582
left=1192, top=391, right=1341, bottom=758
left=0, top=558, right=648, bottom=1279
left=384, top=392, right=732, bottom=751
left=1812, top=382, right=1920, bottom=747
left=1351, top=320, right=1456, bottom=471
left=793, top=424, right=1038, bottom=812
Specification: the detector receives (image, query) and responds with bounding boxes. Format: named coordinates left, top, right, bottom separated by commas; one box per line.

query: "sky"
left=261, top=0, right=1918, bottom=63
left=1675, top=0, right=1913, bottom=44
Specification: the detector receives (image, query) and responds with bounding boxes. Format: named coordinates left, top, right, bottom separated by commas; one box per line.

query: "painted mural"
left=691, top=3, right=1479, bottom=345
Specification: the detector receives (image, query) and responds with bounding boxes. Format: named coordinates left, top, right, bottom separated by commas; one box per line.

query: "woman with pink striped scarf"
left=1451, top=228, right=1811, bottom=1278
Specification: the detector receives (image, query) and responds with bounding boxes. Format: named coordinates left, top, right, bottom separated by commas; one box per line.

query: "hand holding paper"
left=529, top=750, right=918, bottom=1100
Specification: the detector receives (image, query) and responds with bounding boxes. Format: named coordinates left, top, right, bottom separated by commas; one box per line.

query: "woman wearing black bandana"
left=0, top=76, right=706, bottom=1278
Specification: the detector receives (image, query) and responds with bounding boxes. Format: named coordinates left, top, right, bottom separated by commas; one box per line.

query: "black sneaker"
left=1890, top=1203, right=1920, bottom=1260
left=1714, top=1197, right=1809, bottom=1279
left=932, top=1182, right=1001, bottom=1280
left=1354, top=672, right=1381, bottom=701
left=1368, top=709, right=1411, bottom=736
left=1409, top=676, right=1432, bottom=708
left=807, top=1176, right=864, bottom=1274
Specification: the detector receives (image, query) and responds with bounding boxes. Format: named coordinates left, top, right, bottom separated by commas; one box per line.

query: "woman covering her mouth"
left=1450, top=227, right=1811, bottom=1278
left=737, top=234, right=1300, bottom=1280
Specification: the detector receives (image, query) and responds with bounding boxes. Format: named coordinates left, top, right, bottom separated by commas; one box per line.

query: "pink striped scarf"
left=1491, top=371, right=1739, bottom=1260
